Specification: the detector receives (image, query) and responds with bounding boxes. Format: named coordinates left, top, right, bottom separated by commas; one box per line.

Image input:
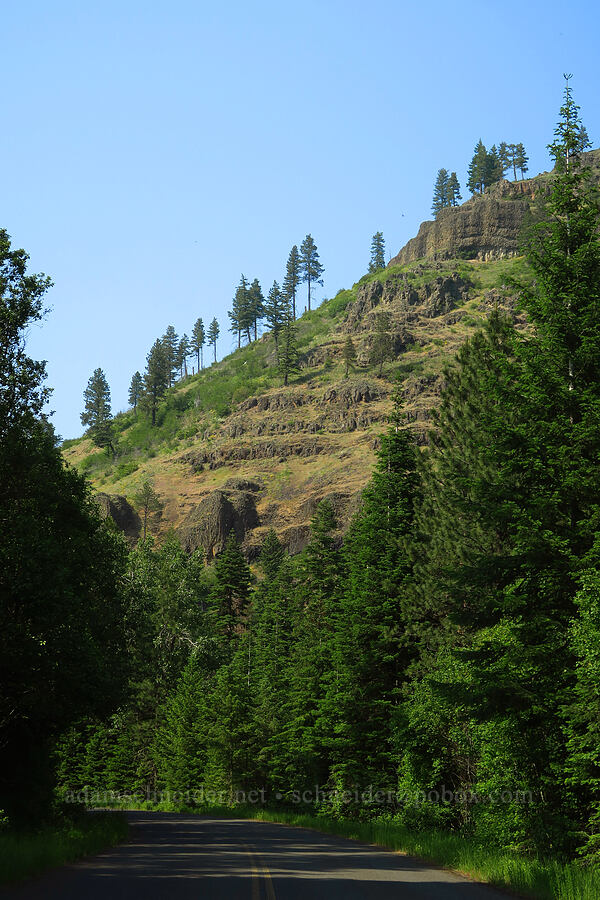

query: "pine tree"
left=134, top=479, right=163, bottom=541
left=507, top=142, right=518, bottom=180
left=277, top=502, right=342, bottom=794
left=247, top=278, right=265, bottom=341
left=515, top=142, right=529, bottom=179
left=264, top=281, right=285, bottom=350
left=213, top=532, right=252, bottom=639
left=177, top=333, right=190, bottom=378
left=432, top=168, right=449, bottom=215
left=260, top=529, right=285, bottom=583
left=128, top=371, right=143, bottom=412
left=300, top=234, right=324, bottom=312
left=142, top=339, right=169, bottom=425
left=326, top=389, right=419, bottom=794
left=368, top=232, right=386, bottom=272
left=207, top=317, right=220, bottom=363
left=486, top=144, right=504, bottom=185
left=277, top=311, right=300, bottom=386
left=370, top=311, right=393, bottom=376
left=229, top=275, right=249, bottom=348
left=161, top=325, right=179, bottom=387
left=191, top=318, right=205, bottom=372
left=576, top=124, right=591, bottom=154
left=445, top=172, right=462, bottom=207
left=342, top=336, right=357, bottom=378
left=467, top=139, right=488, bottom=194
left=565, top=570, right=600, bottom=860
left=283, top=245, right=302, bottom=320
left=81, top=367, right=114, bottom=452
left=402, top=81, right=600, bottom=852
left=498, top=141, right=510, bottom=177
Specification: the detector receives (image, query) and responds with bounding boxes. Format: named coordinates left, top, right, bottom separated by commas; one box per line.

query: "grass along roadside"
left=94, top=799, right=599, bottom=900
left=0, top=811, right=128, bottom=885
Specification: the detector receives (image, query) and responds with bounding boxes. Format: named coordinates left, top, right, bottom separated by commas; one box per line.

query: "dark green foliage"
left=467, top=139, right=489, bottom=194
left=300, top=234, right=324, bottom=312
left=191, top=317, right=205, bottom=371
left=446, top=172, right=462, bottom=206
left=467, top=140, right=511, bottom=194
left=142, top=339, right=169, bottom=426
left=263, top=281, right=285, bottom=349
left=515, top=142, right=528, bottom=179
left=80, top=367, right=114, bottom=452
left=229, top=275, right=250, bottom=348
left=48, top=83, right=600, bottom=873
left=247, top=278, right=264, bottom=342
left=277, top=311, right=300, bottom=386
left=368, top=232, right=386, bottom=272
left=432, top=168, right=449, bottom=215
left=326, top=393, right=419, bottom=799
left=283, top=245, right=302, bottom=320
left=369, top=310, right=393, bottom=375
left=0, top=232, right=128, bottom=826
left=0, top=229, right=52, bottom=426
left=128, top=371, right=143, bottom=412
left=133, top=479, right=162, bottom=540
left=213, top=532, right=252, bottom=638
left=177, top=334, right=190, bottom=378
left=433, top=170, right=462, bottom=214
left=207, top=317, right=220, bottom=362
left=260, top=529, right=284, bottom=582
left=161, top=325, right=179, bottom=387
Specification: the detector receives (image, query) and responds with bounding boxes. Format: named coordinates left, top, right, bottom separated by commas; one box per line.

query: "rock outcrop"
left=95, top=493, right=141, bottom=544
left=390, top=179, right=544, bottom=265
left=390, top=152, right=600, bottom=267
left=177, top=488, right=260, bottom=558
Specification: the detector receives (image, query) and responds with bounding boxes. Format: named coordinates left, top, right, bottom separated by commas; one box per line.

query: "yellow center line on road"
left=243, top=841, right=276, bottom=900
left=244, top=843, right=260, bottom=900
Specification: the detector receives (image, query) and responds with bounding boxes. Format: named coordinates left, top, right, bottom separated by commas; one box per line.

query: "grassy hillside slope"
left=63, top=251, right=530, bottom=556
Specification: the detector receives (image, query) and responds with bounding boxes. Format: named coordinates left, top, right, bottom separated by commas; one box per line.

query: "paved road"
left=2, top=811, right=510, bottom=899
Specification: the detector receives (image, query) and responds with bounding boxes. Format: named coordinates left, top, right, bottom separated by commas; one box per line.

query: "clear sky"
left=2, top=0, right=598, bottom=438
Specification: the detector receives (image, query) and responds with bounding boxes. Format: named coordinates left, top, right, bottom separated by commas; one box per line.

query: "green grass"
left=0, top=811, right=128, bottom=885
left=90, top=799, right=600, bottom=900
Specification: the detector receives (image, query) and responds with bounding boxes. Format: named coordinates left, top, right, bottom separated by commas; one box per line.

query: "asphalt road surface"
left=3, top=811, right=510, bottom=899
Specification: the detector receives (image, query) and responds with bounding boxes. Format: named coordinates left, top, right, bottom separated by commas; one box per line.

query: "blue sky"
left=2, top=0, right=598, bottom=438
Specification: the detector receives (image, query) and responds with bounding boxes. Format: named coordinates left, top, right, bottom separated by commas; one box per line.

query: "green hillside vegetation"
left=63, top=253, right=531, bottom=514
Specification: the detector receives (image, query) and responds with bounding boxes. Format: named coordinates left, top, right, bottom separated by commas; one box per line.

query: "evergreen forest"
left=3, top=80, right=600, bottom=896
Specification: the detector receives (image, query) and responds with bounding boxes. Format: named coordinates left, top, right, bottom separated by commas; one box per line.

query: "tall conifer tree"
left=300, top=234, right=324, bottom=312
left=283, top=245, right=302, bottom=320
left=81, top=367, right=114, bottom=452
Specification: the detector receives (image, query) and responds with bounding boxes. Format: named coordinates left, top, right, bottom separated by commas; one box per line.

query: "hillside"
left=65, top=155, right=600, bottom=556
left=64, top=255, right=531, bottom=556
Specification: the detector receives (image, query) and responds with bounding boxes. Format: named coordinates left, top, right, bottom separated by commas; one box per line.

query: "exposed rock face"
left=390, top=178, right=546, bottom=266
left=95, top=493, right=141, bottom=544
left=345, top=272, right=471, bottom=333
left=177, top=488, right=260, bottom=558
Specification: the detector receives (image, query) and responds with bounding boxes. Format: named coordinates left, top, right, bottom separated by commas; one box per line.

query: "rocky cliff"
left=390, top=150, right=600, bottom=266
left=390, top=177, right=548, bottom=265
